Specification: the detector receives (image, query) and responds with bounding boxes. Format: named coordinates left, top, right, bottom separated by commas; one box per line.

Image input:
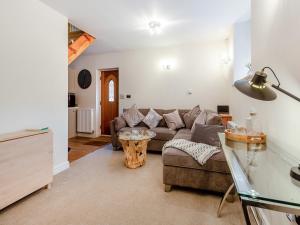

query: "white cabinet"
left=68, top=107, right=78, bottom=138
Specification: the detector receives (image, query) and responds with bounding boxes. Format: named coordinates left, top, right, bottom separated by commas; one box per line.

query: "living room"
left=1, top=0, right=300, bottom=225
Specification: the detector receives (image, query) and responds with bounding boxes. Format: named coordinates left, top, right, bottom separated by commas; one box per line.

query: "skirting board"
left=53, top=161, right=70, bottom=175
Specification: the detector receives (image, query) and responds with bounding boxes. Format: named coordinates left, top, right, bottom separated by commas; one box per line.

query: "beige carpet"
left=0, top=144, right=245, bottom=225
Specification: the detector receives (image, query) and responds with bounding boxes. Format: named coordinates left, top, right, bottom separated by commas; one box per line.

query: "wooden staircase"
left=68, top=24, right=95, bottom=65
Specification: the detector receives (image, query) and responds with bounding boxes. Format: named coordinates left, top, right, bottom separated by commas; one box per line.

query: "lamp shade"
left=234, top=72, right=277, bottom=101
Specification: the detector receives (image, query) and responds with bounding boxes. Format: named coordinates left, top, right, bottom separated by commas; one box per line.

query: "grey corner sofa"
left=109, top=108, right=233, bottom=194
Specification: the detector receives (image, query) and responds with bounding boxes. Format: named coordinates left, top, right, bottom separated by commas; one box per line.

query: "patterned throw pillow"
left=123, top=105, right=144, bottom=128
left=163, top=110, right=185, bottom=130
left=183, top=105, right=201, bottom=129
left=143, top=108, right=163, bottom=129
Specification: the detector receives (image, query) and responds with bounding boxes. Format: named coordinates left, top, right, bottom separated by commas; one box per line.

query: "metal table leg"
left=217, top=183, right=234, bottom=217
left=241, top=200, right=252, bottom=225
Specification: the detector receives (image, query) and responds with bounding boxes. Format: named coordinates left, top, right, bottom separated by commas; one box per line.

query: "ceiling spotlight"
left=148, top=21, right=162, bottom=35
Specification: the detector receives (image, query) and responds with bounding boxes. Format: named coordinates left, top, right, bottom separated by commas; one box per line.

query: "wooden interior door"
left=101, top=70, right=119, bottom=135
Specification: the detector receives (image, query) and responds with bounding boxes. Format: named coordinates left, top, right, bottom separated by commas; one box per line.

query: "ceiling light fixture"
left=148, top=20, right=162, bottom=35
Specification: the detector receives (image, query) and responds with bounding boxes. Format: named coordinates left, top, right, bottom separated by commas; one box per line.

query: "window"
left=108, top=80, right=114, bottom=102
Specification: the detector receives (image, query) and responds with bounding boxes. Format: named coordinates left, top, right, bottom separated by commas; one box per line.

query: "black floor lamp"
left=234, top=66, right=300, bottom=181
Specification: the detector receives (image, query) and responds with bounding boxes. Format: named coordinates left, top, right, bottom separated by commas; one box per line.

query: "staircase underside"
left=68, top=33, right=95, bottom=65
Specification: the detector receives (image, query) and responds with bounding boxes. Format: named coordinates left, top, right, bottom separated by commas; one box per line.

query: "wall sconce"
left=221, top=54, right=231, bottom=65
left=162, top=64, right=172, bottom=70
left=160, top=59, right=176, bottom=71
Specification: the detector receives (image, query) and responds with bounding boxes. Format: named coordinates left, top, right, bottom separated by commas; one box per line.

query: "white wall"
left=233, top=20, right=251, bottom=82
left=230, top=0, right=300, bottom=224
left=0, top=0, right=69, bottom=174
left=70, top=41, right=232, bottom=137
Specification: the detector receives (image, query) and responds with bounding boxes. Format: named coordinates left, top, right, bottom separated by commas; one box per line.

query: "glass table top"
left=119, top=130, right=156, bottom=141
left=219, top=133, right=300, bottom=207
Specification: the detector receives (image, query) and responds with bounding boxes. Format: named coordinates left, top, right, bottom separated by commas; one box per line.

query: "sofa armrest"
left=109, top=120, right=119, bottom=150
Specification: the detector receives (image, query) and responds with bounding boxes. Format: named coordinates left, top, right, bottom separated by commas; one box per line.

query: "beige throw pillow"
left=123, top=105, right=144, bottom=128
left=143, top=108, right=163, bottom=129
left=183, top=105, right=201, bottom=129
left=163, top=110, right=185, bottom=130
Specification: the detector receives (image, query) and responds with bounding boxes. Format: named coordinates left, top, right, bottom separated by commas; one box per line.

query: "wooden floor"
left=68, top=136, right=112, bottom=162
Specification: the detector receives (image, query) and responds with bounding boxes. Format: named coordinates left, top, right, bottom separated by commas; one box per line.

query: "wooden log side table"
left=119, top=130, right=156, bottom=169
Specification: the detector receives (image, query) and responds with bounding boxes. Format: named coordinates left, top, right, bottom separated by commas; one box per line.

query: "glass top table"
left=118, top=130, right=156, bottom=169
left=218, top=133, right=300, bottom=224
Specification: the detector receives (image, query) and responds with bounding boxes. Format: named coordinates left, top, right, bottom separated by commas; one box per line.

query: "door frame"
left=100, top=68, right=119, bottom=135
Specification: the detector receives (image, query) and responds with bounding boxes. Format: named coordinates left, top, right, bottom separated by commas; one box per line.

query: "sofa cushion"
left=123, top=105, right=144, bottom=127
left=150, top=127, right=177, bottom=141
left=143, top=108, right=163, bottom=129
left=162, top=147, right=230, bottom=173
left=173, top=129, right=192, bottom=140
left=183, top=105, right=201, bottom=129
left=191, top=124, right=224, bottom=147
left=163, top=110, right=185, bottom=130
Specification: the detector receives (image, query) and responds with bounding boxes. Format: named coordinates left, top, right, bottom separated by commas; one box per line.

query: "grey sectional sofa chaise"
left=110, top=108, right=232, bottom=194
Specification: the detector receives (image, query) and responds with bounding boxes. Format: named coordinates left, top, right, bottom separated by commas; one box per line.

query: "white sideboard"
left=68, top=107, right=78, bottom=138
left=0, top=130, right=53, bottom=210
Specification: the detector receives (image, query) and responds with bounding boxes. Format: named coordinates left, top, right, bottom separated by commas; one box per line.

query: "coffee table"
left=118, top=130, right=156, bottom=169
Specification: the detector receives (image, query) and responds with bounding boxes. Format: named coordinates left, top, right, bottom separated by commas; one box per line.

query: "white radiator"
left=77, top=108, right=94, bottom=134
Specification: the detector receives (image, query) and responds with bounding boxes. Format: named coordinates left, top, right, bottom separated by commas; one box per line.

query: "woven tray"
left=225, top=129, right=266, bottom=144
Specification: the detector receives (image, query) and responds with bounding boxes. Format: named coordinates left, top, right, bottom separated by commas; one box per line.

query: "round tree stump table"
left=119, top=130, right=156, bottom=169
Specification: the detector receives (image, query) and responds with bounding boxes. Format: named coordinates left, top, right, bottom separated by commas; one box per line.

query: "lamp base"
left=290, top=166, right=300, bottom=182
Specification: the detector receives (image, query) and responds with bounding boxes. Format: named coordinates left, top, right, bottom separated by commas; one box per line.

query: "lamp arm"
left=262, top=66, right=281, bottom=86
left=262, top=66, right=300, bottom=102
left=271, top=84, right=300, bottom=102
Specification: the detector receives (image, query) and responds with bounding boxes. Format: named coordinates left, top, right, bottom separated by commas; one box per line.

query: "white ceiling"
left=41, top=0, right=250, bottom=54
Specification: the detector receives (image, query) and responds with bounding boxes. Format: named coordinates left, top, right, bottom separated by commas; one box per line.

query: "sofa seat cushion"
left=150, top=127, right=176, bottom=141
left=162, top=147, right=230, bottom=173
left=118, top=127, right=148, bottom=134
left=173, top=129, right=192, bottom=140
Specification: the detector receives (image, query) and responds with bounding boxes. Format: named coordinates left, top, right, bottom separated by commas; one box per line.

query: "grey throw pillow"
left=143, top=108, right=163, bottom=129
left=191, top=124, right=225, bottom=147
left=123, top=105, right=144, bottom=128
left=183, top=105, right=201, bottom=129
left=163, top=110, right=185, bottom=130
